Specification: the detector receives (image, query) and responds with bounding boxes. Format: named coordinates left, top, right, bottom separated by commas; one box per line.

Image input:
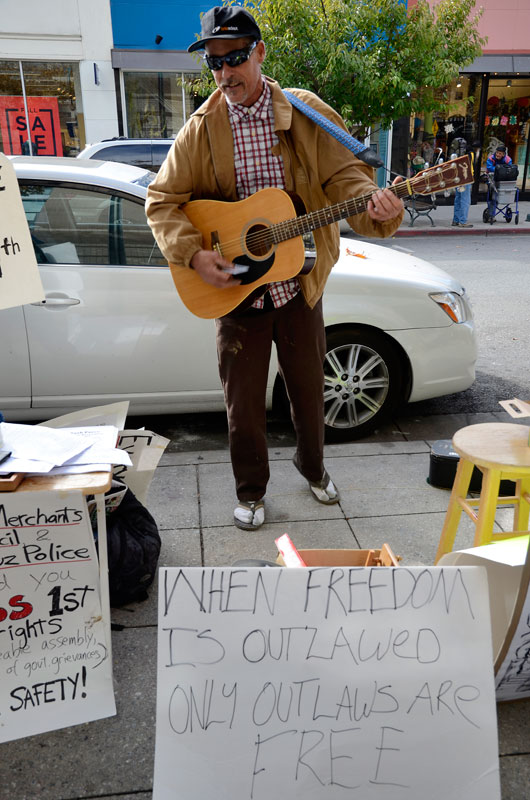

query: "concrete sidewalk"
left=2, top=411, right=529, bottom=799
left=395, top=194, right=530, bottom=237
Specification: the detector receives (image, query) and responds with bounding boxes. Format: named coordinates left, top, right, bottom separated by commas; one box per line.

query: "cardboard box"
left=276, top=544, right=400, bottom=568
left=499, top=398, right=530, bottom=446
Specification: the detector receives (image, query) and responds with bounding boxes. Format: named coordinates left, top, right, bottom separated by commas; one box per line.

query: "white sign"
left=154, top=567, right=500, bottom=800
left=496, top=556, right=530, bottom=700
left=495, top=584, right=530, bottom=701
left=0, top=152, right=44, bottom=310
left=0, top=490, right=116, bottom=741
left=114, top=430, right=169, bottom=506
left=438, top=536, right=530, bottom=701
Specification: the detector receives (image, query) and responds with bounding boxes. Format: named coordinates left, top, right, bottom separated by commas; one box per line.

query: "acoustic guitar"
left=170, top=155, right=473, bottom=319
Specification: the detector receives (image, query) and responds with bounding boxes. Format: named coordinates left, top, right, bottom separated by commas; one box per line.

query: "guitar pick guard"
left=232, top=252, right=276, bottom=285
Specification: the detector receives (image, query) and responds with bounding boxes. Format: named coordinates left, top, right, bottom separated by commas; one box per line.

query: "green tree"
left=188, top=0, right=486, bottom=134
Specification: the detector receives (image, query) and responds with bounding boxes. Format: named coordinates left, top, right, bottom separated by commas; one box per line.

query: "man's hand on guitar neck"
left=367, top=176, right=404, bottom=223
left=190, top=249, right=242, bottom=287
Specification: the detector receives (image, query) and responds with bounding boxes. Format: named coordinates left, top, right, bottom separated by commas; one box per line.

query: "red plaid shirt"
left=227, top=80, right=299, bottom=309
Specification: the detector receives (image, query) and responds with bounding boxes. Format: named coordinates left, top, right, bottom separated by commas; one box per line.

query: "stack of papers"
left=0, top=423, right=132, bottom=476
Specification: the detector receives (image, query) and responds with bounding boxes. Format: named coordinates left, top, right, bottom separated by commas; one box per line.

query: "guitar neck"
left=270, top=155, right=472, bottom=244
left=271, top=184, right=406, bottom=243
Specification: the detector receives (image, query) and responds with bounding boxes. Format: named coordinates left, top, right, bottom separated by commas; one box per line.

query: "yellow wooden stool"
left=435, top=423, right=530, bottom=564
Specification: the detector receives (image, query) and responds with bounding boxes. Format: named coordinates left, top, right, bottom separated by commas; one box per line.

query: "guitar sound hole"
left=245, top=224, right=272, bottom=257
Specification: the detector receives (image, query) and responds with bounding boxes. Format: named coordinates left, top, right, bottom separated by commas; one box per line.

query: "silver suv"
left=77, top=137, right=173, bottom=172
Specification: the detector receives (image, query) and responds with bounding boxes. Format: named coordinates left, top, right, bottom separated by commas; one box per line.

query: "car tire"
left=322, top=327, right=405, bottom=442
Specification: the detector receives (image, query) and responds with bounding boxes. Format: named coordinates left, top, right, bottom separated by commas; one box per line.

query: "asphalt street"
left=373, top=234, right=530, bottom=416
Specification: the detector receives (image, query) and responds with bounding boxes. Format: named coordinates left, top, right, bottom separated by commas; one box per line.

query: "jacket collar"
left=192, top=77, right=294, bottom=199
left=193, top=76, right=293, bottom=131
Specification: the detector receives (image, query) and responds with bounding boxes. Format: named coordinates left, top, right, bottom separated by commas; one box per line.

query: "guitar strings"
left=214, top=160, right=463, bottom=255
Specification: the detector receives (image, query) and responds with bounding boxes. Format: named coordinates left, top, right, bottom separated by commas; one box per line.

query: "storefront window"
left=397, top=76, right=484, bottom=179
left=123, top=71, right=202, bottom=138
left=483, top=78, right=529, bottom=191
left=0, top=61, right=83, bottom=157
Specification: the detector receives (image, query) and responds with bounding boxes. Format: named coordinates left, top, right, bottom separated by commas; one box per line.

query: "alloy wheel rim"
left=323, top=342, right=390, bottom=429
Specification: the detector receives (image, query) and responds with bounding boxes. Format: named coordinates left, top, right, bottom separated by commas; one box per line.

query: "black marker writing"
left=168, top=679, right=237, bottom=734
left=163, top=626, right=225, bottom=667
left=9, top=668, right=87, bottom=710
left=304, top=567, right=475, bottom=619
left=164, top=568, right=283, bottom=616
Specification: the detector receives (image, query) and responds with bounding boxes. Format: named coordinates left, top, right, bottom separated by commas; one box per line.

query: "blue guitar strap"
left=283, top=90, right=383, bottom=168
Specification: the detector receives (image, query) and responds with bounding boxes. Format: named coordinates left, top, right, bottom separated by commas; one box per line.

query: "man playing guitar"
left=146, top=5, right=404, bottom=531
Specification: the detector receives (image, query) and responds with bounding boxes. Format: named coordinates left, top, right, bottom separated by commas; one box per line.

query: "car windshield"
left=132, top=170, right=157, bottom=188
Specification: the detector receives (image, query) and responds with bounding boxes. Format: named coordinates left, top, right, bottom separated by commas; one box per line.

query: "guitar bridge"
left=211, top=230, right=222, bottom=257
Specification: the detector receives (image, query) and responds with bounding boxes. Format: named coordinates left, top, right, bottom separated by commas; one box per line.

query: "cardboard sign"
left=439, top=537, right=530, bottom=702
left=0, top=152, right=44, bottom=309
left=0, top=490, right=116, bottom=742
left=154, top=567, right=500, bottom=800
left=0, top=96, right=63, bottom=157
left=495, top=588, right=530, bottom=700
left=494, top=537, right=530, bottom=701
left=499, top=397, right=530, bottom=419
left=114, top=430, right=170, bottom=506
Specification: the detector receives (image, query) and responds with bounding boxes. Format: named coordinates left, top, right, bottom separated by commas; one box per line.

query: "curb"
left=395, top=225, right=530, bottom=237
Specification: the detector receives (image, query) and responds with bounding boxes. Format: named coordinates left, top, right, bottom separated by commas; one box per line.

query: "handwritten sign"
left=494, top=537, right=530, bottom=701
left=153, top=567, right=500, bottom=799
left=0, top=152, right=44, bottom=310
left=0, top=490, right=116, bottom=742
left=114, top=430, right=169, bottom=506
left=496, top=598, right=530, bottom=700
left=438, top=536, right=530, bottom=702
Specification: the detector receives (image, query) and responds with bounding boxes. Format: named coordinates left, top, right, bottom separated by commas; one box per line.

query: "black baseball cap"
left=187, top=6, right=261, bottom=53
left=496, top=144, right=507, bottom=152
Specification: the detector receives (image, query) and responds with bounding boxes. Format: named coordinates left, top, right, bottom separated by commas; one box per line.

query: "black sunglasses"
left=203, top=40, right=258, bottom=71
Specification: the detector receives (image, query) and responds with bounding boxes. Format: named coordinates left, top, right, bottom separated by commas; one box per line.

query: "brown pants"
left=215, top=292, right=326, bottom=501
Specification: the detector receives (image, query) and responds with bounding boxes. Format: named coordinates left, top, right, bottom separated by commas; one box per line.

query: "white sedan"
left=1, top=157, right=476, bottom=441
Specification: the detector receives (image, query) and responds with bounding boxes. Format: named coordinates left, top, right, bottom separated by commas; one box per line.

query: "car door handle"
left=30, top=295, right=81, bottom=307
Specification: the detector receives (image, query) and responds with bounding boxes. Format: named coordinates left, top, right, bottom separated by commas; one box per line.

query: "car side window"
left=119, top=196, right=166, bottom=266
left=95, top=143, right=152, bottom=170
left=20, top=183, right=165, bottom=267
left=21, top=183, right=110, bottom=265
left=152, top=144, right=171, bottom=168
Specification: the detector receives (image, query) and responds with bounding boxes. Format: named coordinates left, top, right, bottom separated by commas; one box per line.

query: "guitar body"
left=170, top=188, right=306, bottom=319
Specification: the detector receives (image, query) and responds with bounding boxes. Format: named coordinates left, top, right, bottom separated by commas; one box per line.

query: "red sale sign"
left=0, top=96, right=63, bottom=156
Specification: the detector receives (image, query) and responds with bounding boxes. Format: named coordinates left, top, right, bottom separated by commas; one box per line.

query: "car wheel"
left=322, top=328, right=404, bottom=442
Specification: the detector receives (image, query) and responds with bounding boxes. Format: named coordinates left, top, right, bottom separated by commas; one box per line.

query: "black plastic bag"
left=494, top=163, right=519, bottom=183
left=94, top=487, right=161, bottom=607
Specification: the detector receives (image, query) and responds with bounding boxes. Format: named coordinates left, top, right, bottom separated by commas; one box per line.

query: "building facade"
left=0, top=0, right=117, bottom=156
left=394, top=0, right=530, bottom=199
left=2, top=1, right=528, bottom=199
left=109, top=0, right=208, bottom=140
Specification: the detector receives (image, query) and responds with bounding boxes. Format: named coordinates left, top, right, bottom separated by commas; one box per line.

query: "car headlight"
left=429, top=291, right=468, bottom=323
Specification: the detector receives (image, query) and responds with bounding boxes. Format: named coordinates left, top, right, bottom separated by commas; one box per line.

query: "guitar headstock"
left=412, top=156, right=473, bottom=196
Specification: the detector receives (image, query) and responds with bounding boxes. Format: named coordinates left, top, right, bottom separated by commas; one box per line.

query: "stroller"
left=481, top=163, right=520, bottom=224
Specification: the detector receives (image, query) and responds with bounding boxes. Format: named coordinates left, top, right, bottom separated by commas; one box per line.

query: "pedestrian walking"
left=451, top=137, right=474, bottom=228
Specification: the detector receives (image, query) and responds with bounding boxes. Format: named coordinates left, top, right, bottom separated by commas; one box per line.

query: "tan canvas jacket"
left=145, top=77, right=403, bottom=309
